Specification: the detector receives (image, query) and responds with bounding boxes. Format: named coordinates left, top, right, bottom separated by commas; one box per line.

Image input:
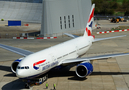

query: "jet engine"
left=11, top=57, right=24, bottom=73
left=75, top=62, right=93, bottom=78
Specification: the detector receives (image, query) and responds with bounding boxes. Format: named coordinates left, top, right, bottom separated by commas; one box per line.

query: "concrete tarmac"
left=0, top=31, right=129, bottom=90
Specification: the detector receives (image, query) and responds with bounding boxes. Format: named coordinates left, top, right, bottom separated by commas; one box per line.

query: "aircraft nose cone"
left=16, top=70, right=24, bottom=78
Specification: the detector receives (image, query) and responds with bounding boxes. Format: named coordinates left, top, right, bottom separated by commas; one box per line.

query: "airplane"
left=0, top=4, right=129, bottom=88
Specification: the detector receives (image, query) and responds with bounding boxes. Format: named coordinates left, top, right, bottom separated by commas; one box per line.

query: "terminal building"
left=0, top=0, right=92, bottom=37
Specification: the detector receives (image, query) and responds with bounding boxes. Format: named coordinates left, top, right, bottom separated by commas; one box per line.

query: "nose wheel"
left=24, top=74, right=48, bottom=89
left=25, top=83, right=32, bottom=89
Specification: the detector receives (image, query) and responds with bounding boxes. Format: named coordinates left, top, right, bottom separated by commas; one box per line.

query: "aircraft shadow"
left=4, top=73, right=16, bottom=77
left=48, top=64, right=77, bottom=78
left=0, top=65, right=16, bottom=77
left=47, top=64, right=129, bottom=80
left=2, top=64, right=129, bottom=90
left=2, top=71, right=129, bottom=90
left=92, top=71, right=129, bottom=75
left=0, top=65, right=25, bottom=90
left=0, top=65, right=12, bottom=72
left=48, top=70, right=129, bottom=81
left=2, top=79, right=26, bottom=90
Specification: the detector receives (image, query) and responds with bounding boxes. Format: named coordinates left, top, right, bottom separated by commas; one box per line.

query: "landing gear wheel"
left=25, top=83, right=30, bottom=89
left=42, top=74, right=48, bottom=82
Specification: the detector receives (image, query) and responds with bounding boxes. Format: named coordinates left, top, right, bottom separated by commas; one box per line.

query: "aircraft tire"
left=25, top=83, right=30, bottom=89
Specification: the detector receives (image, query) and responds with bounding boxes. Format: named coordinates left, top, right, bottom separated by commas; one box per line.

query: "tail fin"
left=84, top=4, right=95, bottom=37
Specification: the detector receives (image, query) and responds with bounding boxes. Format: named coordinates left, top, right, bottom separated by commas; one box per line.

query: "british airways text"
left=42, top=61, right=58, bottom=71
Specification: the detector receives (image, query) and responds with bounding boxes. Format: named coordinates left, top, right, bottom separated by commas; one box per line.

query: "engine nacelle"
left=75, top=62, right=93, bottom=78
left=11, top=57, right=24, bottom=73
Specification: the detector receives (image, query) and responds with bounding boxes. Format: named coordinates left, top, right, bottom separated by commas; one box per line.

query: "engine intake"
left=11, top=58, right=24, bottom=73
left=76, top=62, right=93, bottom=78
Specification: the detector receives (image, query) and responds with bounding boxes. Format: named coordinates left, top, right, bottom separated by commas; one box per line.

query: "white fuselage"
left=16, top=36, right=94, bottom=79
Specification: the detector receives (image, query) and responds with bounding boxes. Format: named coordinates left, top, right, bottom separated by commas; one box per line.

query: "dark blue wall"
left=8, top=21, right=21, bottom=26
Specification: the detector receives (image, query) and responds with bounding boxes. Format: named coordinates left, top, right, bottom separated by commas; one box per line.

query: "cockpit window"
left=17, top=66, right=29, bottom=69
left=18, top=66, right=20, bottom=69
left=21, top=67, right=24, bottom=69
left=25, top=66, right=29, bottom=69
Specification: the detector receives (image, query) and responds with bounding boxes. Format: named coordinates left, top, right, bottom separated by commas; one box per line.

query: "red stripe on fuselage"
left=33, top=60, right=46, bottom=66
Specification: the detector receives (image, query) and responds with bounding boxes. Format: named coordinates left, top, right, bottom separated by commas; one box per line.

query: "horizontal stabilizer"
left=94, top=35, right=126, bottom=42
left=64, top=33, right=79, bottom=38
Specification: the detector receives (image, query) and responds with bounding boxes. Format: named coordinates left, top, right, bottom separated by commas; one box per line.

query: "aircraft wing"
left=94, top=35, right=126, bottom=42
left=64, top=33, right=79, bottom=38
left=0, top=44, right=33, bottom=56
left=60, top=52, right=129, bottom=65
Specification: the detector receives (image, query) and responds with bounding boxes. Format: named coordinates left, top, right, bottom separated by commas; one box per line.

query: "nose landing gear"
left=24, top=74, right=48, bottom=89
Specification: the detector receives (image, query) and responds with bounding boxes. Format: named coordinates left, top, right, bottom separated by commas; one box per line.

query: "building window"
left=68, top=15, right=70, bottom=28
left=60, top=17, right=62, bottom=29
left=72, top=15, right=74, bottom=27
left=64, top=16, right=66, bottom=29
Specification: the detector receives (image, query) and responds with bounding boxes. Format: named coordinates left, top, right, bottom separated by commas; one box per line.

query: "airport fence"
left=0, top=26, right=121, bottom=39
left=0, top=33, right=20, bottom=38
left=0, top=29, right=111, bottom=39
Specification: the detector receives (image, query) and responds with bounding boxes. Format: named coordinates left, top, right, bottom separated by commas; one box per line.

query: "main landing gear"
left=24, top=74, right=48, bottom=89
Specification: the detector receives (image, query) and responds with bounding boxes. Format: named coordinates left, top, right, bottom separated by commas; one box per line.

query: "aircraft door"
left=38, top=65, right=42, bottom=71
left=76, top=46, right=79, bottom=56
left=49, top=54, right=57, bottom=68
left=49, top=54, right=56, bottom=61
